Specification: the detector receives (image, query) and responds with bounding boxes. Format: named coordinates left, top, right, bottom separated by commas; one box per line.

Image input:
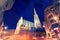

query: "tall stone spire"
left=15, top=16, right=23, bottom=34
left=34, top=8, right=41, bottom=28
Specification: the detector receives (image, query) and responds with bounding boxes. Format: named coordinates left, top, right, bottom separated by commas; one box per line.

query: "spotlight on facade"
left=53, top=16, right=59, bottom=22
left=53, top=16, right=58, bottom=20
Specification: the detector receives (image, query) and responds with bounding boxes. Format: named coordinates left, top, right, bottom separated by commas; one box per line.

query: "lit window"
left=54, top=27, right=58, bottom=30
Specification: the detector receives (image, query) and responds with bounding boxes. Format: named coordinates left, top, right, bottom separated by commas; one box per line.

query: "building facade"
left=44, top=0, right=60, bottom=38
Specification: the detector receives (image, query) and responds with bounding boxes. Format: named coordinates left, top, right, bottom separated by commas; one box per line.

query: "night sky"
left=3, top=0, right=54, bottom=29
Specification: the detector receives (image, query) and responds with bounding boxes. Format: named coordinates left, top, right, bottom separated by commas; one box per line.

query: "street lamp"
left=4, top=26, right=8, bottom=30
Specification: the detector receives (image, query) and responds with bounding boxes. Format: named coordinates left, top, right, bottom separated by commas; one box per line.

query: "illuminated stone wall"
left=44, top=1, right=60, bottom=38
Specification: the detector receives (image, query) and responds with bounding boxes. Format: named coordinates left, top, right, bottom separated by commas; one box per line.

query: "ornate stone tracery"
left=44, top=0, right=60, bottom=38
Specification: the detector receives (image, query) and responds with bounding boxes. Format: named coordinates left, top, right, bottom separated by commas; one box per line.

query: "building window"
left=50, top=19, right=56, bottom=24
left=48, top=14, right=53, bottom=19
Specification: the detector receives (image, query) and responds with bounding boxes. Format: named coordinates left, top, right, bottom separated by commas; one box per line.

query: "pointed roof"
left=34, top=8, right=41, bottom=28
left=15, top=16, right=23, bottom=34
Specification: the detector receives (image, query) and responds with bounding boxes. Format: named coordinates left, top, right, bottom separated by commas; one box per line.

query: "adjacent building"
left=44, top=0, right=60, bottom=38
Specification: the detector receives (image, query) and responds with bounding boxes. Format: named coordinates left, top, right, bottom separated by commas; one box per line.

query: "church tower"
left=15, top=17, right=23, bottom=34
left=34, top=8, right=41, bottom=28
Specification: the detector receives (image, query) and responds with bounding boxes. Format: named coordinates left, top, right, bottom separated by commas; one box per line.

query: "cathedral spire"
left=15, top=16, right=23, bottom=34
left=34, top=8, right=41, bottom=28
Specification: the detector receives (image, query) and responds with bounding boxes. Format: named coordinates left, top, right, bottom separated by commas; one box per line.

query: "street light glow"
left=4, top=26, right=8, bottom=30
left=3, top=31, right=7, bottom=34
left=53, top=16, right=58, bottom=20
